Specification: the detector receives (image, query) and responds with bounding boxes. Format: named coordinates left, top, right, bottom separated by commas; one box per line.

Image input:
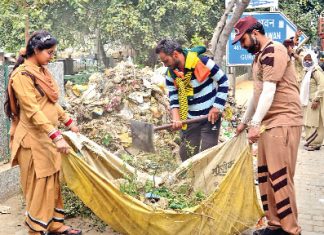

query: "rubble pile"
left=64, top=61, right=245, bottom=170
left=65, top=61, right=180, bottom=174
left=220, top=95, right=246, bottom=141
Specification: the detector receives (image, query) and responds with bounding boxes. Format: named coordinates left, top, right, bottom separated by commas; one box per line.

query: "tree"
left=103, top=0, right=224, bottom=64
left=279, top=0, right=323, bottom=45
left=42, top=0, right=111, bottom=66
left=0, top=0, right=225, bottom=65
left=0, top=0, right=58, bottom=51
left=1, top=0, right=321, bottom=67
left=209, top=0, right=250, bottom=67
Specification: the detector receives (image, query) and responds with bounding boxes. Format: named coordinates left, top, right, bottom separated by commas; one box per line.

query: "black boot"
left=253, top=227, right=289, bottom=235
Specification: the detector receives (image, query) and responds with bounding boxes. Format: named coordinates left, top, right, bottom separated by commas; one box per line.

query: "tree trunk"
left=146, top=48, right=158, bottom=67
left=209, top=0, right=237, bottom=55
left=96, top=28, right=108, bottom=68
left=24, top=1, right=30, bottom=43
left=209, top=0, right=251, bottom=67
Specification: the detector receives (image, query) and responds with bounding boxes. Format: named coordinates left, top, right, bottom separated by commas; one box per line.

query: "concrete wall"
left=0, top=166, right=20, bottom=202
left=48, top=61, right=65, bottom=106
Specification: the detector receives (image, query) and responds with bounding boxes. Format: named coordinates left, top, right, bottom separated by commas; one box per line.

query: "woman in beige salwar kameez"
left=300, top=50, right=324, bottom=151
left=4, top=31, right=82, bottom=235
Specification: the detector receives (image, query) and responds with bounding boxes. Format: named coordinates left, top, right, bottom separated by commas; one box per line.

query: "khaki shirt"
left=303, top=66, right=324, bottom=127
left=10, top=61, right=69, bottom=178
left=252, top=40, right=303, bottom=129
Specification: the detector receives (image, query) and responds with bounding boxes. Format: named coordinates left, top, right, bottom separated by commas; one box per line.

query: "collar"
left=24, top=60, right=43, bottom=73
left=255, top=39, right=273, bottom=56
left=253, top=39, right=273, bottom=63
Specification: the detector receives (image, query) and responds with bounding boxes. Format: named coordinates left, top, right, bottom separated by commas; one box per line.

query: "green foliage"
left=120, top=173, right=141, bottom=197
left=189, top=34, right=206, bottom=47
left=1, top=0, right=321, bottom=64
left=119, top=173, right=206, bottom=210
left=279, top=0, right=323, bottom=45
left=120, top=153, right=134, bottom=165
left=61, top=184, right=107, bottom=232
left=64, top=73, right=91, bottom=84
left=0, top=0, right=223, bottom=65
left=103, top=0, right=223, bottom=64
left=119, top=146, right=206, bottom=210
left=151, top=184, right=206, bottom=210
left=102, top=133, right=113, bottom=147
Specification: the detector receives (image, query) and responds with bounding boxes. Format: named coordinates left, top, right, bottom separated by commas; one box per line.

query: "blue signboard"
left=226, top=12, right=306, bottom=66
left=248, top=0, right=278, bottom=9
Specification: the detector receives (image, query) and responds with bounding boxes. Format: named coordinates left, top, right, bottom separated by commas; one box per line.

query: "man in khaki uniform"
left=235, top=16, right=302, bottom=235
left=283, top=31, right=305, bottom=87
left=300, top=50, right=324, bottom=150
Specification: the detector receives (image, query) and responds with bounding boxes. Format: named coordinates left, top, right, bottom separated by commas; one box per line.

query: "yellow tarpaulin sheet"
left=62, top=132, right=263, bottom=235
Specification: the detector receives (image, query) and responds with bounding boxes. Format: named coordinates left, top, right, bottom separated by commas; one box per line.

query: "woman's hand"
left=70, top=125, right=79, bottom=133
left=55, top=138, right=70, bottom=154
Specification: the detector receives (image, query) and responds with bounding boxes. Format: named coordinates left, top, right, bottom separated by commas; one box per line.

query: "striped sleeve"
left=165, top=73, right=179, bottom=108
left=201, top=56, right=229, bottom=111
left=260, top=43, right=288, bottom=83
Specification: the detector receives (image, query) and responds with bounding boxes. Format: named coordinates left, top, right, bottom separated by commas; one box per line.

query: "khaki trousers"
left=305, top=114, right=324, bottom=148
left=17, top=147, right=65, bottom=234
left=257, top=126, right=301, bottom=235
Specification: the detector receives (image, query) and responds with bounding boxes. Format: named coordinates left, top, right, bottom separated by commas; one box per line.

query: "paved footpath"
left=295, top=142, right=324, bottom=235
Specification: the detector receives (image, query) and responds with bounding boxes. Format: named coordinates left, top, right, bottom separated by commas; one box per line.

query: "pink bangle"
left=52, top=135, right=63, bottom=143
left=48, top=130, right=62, bottom=142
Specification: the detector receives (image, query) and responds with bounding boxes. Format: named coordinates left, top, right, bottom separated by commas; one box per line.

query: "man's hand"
left=295, top=29, right=302, bottom=37
left=311, top=100, right=320, bottom=110
left=248, top=126, right=261, bottom=144
left=235, top=123, right=247, bottom=136
left=171, top=108, right=183, bottom=130
left=208, top=107, right=219, bottom=124
left=172, top=119, right=183, bottom=130
left=293, top=29, right=302, bottom=45
left=287, top=46, right=294, bottom=57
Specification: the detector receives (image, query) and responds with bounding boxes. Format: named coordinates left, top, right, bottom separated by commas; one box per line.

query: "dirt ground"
left=0, top=194, right=120, bottom=235
left=235, top=79, right=253, bottom=106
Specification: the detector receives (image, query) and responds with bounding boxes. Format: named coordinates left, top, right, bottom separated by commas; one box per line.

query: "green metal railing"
left=0, top=64, right=10, bottom=162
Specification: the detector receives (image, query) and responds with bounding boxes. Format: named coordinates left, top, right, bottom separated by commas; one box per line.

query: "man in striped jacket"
left=155, top=39, right=228, bottom=161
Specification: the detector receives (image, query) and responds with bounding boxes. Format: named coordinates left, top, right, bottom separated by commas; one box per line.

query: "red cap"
left=232, top=16, right=258, bottom=45
left=283, top=38, right=294, bottom=48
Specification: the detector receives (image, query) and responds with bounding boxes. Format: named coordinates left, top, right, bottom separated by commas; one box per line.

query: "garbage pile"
left=64, top=61, right=246, bottom=168
left=65, top=61, right=181, bottom=174
left=64, top=61, right=245, bottom=209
